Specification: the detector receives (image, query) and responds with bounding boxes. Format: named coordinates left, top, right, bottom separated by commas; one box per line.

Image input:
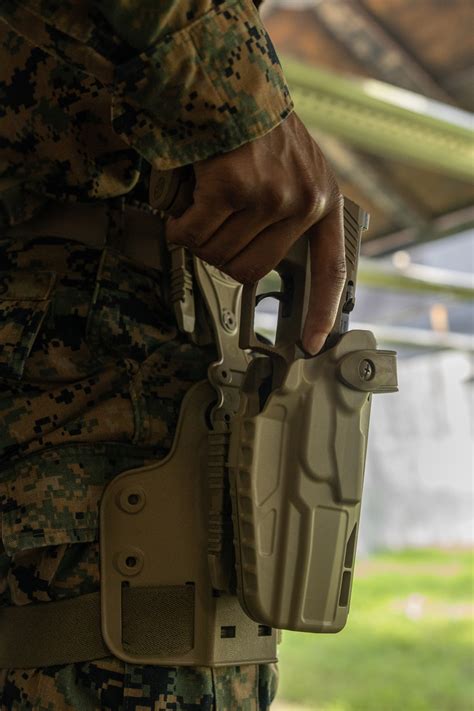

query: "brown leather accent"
left=5, top=202, right=166, bottom=271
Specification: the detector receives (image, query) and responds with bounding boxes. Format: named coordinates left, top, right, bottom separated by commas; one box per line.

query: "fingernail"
left=304, top=332, right=327, bottom=356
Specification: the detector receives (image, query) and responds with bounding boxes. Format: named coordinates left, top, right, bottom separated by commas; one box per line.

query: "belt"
left=4, top=201, right=167, bottom=272
left=0, top=587, right=194, bottom=668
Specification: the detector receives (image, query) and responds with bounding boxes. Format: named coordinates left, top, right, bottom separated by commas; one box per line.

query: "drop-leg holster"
left=100, top=380, right=278, bottom=666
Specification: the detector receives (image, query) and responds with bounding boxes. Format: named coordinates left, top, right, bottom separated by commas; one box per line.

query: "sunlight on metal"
left=362, top=80, right=473, bottom=130
left=362, top=206, right=474, bottom=256
left=358, top=259, right=474, bottom=300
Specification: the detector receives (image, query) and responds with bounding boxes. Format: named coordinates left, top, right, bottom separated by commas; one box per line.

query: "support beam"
left=309, top=0, right=454, bottom=103
left=315, top=133, right=427, bottom=230
left=443, top=65, right=474, bottom=111
left=254, top=312, right=473, bottom=352
left=282, top=56, right=474, bottom=182
left=351, top=323, right=474, bottom=352
left=358, top=259, right=474, bottom=300
left=259, top=258, right=473, bottom=300
left=362, top=205, right=474, bottom=256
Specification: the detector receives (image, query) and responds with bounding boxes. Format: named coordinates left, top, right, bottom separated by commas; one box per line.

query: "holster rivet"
left=115, top=548, right=144, bottom=576
left=118, top=487, right=146, bottom=513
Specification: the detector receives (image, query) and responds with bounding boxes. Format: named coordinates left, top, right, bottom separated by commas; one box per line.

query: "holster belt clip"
left=99, top=382, right=278, bottom=667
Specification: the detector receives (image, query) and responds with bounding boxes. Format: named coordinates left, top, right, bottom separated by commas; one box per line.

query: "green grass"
left=277, top=548, right=473, bottom=711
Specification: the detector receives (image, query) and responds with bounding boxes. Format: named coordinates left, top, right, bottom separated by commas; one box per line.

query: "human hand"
left=166, top=112, right=346, bottom=355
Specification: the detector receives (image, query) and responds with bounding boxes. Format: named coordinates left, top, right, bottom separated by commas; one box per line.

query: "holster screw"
left=222, top=309, right=236, bottom=332
left=359, top=359, right=375, bottom=381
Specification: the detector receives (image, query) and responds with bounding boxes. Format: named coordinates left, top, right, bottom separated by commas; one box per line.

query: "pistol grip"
left=240, top=197, right=369, bottom=360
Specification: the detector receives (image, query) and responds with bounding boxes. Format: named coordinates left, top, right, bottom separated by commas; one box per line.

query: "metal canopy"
left=264, top=0, right=474, bottom=255
left=283, top=57, right=473, bottom=182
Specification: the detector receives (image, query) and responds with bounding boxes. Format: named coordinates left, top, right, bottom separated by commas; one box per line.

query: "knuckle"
left=328, top=256, right=347, bottom=285
left=298, top=180, right=343, bottom=222
left=297, top=182, right=320, bottom=219
left=220, top=176, right=252, bottom=210
left=261, top=184, right=285, bottom=212
left=331, top=190, right=344, bottom=212
left=301, top=180, right=317, bottom=207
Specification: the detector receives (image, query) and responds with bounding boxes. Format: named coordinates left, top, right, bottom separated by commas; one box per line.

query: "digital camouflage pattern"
left=0, top=232, right=278, bottom=709
left=0, top=660, right=278, bottom=710
left=0, top=0, right=293, bottom=226
left=0, top=1, right=284, bottom=706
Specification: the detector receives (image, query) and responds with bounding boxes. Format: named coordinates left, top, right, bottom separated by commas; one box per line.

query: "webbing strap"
left=0, top=586, right=193, bottom=669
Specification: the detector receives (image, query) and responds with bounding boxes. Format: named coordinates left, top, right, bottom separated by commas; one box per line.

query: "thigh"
left=0, top=661, right=278, bottom=710
left=0, top=238, right=212, bottom=563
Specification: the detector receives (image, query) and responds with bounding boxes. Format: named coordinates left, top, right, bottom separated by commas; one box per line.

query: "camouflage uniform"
left=0, top=1, right=292, bottom=709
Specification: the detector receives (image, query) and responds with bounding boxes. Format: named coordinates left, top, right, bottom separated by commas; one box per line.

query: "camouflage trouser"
left=0, top=232, right=278, bottom=710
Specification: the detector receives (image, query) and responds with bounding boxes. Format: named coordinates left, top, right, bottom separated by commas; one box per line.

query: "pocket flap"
left=0, top=443, right=155, bottom=554
left=0, top=271, right=56, bottom=380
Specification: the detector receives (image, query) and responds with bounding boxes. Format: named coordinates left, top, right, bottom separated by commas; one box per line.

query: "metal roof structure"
left=263, top=0, right=474, bottom=257
left=256, top=0, right=473, bottom=353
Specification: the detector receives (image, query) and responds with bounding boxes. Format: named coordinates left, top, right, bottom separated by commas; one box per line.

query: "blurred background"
left=256, top=1, right=473, bottom=709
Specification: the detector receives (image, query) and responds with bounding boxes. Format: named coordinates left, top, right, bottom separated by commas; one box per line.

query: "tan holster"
left=100, top=380, right=278, bottom=666
left=98, top=196, right=397, bottom=666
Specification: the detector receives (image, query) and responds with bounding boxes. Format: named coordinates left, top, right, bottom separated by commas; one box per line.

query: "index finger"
left=302, top=202, right=346, bottom=355
left=166, top=187, right=234, bottom=248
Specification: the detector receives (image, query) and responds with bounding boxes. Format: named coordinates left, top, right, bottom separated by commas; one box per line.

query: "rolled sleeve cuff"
left=111, top=0, right=294, bottom=169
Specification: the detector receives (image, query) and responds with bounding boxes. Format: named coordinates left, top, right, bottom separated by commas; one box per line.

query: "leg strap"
left=0, top=586, right=193, bottom=668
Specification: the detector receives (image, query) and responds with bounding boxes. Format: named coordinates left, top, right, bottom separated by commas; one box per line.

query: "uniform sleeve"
left=0, top=0, right=293, bottom=169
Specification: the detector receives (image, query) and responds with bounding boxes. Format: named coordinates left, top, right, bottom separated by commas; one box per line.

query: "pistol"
left=229, top=201, right=398, bottom=632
